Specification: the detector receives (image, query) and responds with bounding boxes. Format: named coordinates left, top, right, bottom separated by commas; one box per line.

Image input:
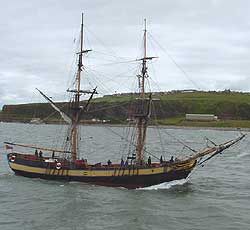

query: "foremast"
left=70, top=13, right=92, bottom=161
left=136, top=19, right=156, bottom=164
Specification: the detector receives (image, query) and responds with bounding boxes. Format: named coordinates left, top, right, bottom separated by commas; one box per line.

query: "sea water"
left=0, top=122, right=249, bottom=230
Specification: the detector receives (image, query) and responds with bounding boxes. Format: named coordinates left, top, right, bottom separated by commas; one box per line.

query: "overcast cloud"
left=1, top=0, right=250, bottom=108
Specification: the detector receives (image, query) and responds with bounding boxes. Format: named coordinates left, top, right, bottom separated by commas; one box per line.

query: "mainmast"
left=71, top=13, right=92, bottom=161
left=136, top=19, right=156, bottom=164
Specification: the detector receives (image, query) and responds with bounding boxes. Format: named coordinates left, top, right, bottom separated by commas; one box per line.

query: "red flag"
left=5, top=145, right=13, bottom=150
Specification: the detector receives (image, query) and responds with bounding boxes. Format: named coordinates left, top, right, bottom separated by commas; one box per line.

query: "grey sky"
left=1, top=0, right=250, bottom=108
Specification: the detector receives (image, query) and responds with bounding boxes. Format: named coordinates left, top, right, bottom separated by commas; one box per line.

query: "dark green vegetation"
left=1, top=91, right=250, bottom=127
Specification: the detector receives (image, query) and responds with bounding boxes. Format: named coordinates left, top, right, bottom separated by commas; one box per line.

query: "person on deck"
left=35, top=149, right=38, bottom=157
left=148, top=156, right=151, bottom=166
left=160, top=155, right=163, bottom=164
left=120, top=158, right=124, bottom=167
left=107, top=159, right=112, bottom=166
left=39, top=150, right=43, bottom=158
left=170, top=156, right=174, bottom=163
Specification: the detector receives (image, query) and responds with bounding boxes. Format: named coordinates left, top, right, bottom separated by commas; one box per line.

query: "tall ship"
left=5, top=14, right=245, bottom=189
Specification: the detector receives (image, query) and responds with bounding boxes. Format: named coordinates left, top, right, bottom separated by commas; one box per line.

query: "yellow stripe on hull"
left=9, top=159, right=196, bottom=178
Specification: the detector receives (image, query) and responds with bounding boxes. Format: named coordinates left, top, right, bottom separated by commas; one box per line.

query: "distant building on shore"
left=30, top=118, right=43, bottom=124
left=186, top=114, right=218, bottom=121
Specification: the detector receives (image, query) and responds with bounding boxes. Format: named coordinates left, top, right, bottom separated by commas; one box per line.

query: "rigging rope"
left=148, top=32, right=201, bottom=90
left=103, top=125, right=160, bottom=160
left=156, top=125, right=197, bottom=154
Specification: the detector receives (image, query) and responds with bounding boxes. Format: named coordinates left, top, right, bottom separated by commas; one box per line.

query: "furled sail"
left=36, top=88, right=72, bottom=124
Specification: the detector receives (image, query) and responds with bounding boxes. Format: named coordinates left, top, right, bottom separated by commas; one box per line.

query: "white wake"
left=138, top=178, right=189, bottom=190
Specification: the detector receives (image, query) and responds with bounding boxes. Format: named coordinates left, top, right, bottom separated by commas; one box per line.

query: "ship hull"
left=7, top=153, right=196, bottom=189
left=11, top=167, right=191, bottom=189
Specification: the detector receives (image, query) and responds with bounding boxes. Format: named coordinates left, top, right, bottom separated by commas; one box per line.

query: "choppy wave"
left=237, top=152, right=250, bottom=158
left=0, top=124, right=249, bottom=230
left=138, top=178, right=189, bottom=190
left=0, top=172, right=14, bottom=179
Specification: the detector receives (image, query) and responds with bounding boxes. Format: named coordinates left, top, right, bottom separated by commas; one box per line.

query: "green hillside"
left=1, top=91, right=250, bottom=127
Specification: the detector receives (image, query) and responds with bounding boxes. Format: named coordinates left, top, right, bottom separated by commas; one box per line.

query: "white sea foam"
left=138, top=178, right=189, bottom=190
left=237, top=152, right=250, bottom=158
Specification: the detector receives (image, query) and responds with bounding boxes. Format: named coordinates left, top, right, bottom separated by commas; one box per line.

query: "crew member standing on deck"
left=35, top=149, right=38, bottom=157
left=120, top=158, right=124, bottom=167
left=160, top=155, right=163, bottom=164
left=148, top=156, right=151, bottom=166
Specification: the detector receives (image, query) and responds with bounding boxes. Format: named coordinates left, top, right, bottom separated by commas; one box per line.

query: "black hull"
left=7, top=153, right=195, bottom=189
left=11, top=167, right=191, bottom=189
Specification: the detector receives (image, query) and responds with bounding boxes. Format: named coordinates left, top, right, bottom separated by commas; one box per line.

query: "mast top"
left=144, top=18, right=147, bottom=59
left=137, top=18, right=158, bottom=98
